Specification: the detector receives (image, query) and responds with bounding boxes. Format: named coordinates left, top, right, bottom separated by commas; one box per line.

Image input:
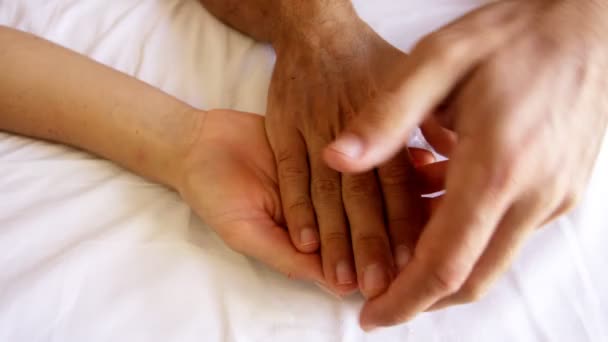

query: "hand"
left=322, top=0, right=608, bottom=328
left=266, top=8, right=424, bottom=297
left=177, top=109, right=325, bottom=283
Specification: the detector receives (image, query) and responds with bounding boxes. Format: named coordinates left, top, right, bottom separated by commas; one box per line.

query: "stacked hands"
left=1, top=0, right=607, bottom=333
left=186, top=0, right=608, bottom=330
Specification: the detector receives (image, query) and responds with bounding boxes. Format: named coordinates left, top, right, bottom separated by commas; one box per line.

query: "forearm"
left=0, top=26, right=201, bottom=188
left=198, top=0, right=363, bottom=45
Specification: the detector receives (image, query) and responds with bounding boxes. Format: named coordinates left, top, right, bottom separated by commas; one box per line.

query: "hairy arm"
left=0, top=26, right=201, bottom=188
left=198, top=0, right=362, bottom=44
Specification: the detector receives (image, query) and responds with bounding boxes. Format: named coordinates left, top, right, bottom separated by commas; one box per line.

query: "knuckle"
left=322, top=231, right=349, bottom=245
left=312, top=178, right=341, bottom=196
left=421, top=31, right=468, bottom=64
left=560, top=190, right=582, bottom=214
left=458, top=282, right=487, bottom=303
left=277, top=149, right=307, bottom=180
left=344, top=174, right=377, bottom=197
left=388, top=214, right=423, bottom=233
left=224, top=234, right=247, bottom=255
left=565, top=193, right=581, bottom=210
left=488, top=163, right=516, bottom=194
left=280, top=165, right=307, bottom=180
left=425, top=263, right=467, bottom=295
left=354, top=233, right=389, bottom=250
left=378, top=163, right=415, bottom=187
left=478, top=146, right=520, bottom=197
left=276, top=147, right=297, bottom=164
left=286, top=195, right=313, bottom=213
left=350, top=105, right=392, bottom=133
left=442, top=42, right=469, bottom=64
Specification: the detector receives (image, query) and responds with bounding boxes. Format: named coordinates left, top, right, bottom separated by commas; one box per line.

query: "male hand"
left=266, top=7, right=425, bottom=297
left=322, top=0, right=608, bottom=328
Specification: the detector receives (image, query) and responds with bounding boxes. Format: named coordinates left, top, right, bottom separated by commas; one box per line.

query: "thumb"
left=217, top=218, right=325, bottom=283
left=323, top=0, right=524, bottom=173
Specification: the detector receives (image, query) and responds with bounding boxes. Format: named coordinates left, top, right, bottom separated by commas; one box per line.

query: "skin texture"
left=319, top=0, right=608, bottom=329
left=199, top=0, right=426, bottom=297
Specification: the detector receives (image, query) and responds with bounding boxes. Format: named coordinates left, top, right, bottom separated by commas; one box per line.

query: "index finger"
left=359, top=140, right=516, bottom=329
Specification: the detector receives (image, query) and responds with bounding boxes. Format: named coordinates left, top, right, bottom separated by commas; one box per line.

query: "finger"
left=323, top=0, right=527, bottom=174
left=417, top=160, right=448, bottom=194
left=409, top=147, right=436, bottom=167
left=421, top=116, right=457, bottom=157
left=342, top=170, right=394, bottom=298
left=271, top=129, right=320, bottom=253
left=309, top=148, right=358, bottom=295
left=217, top=219, right=324, bottom=283
left=427, top=193, right=547, bottom=311
left=377, top=150, right=425, bottom=272
left=360, top=138, right=517, bottom=329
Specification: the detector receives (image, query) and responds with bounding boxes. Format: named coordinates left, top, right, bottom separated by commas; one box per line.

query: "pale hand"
left=177, top=109, right=325, bottom=283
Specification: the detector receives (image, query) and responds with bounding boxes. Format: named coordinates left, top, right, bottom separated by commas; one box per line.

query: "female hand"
left=177, top=110, right=327, bottom=284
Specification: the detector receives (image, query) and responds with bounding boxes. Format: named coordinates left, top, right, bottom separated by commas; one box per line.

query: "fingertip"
left=359, top=304, right=379, bottom=332
left=324, top=130, right=386, bottom=173
left=360, top=300, right=409, bottom=332
left=324, top=131, right=410, bottom=173
left=409, top=147, right=436, bottom=167
left=327, top=132, right=364, bottom=160
left=322, top=144, right=366, bottom=173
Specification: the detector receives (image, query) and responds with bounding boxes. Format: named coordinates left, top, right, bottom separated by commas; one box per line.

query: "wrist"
left=131, top=105, right=206, bottom=192
left=161, top=107, right=207, bottom=191
left=271, top=1, right=369, bottom=54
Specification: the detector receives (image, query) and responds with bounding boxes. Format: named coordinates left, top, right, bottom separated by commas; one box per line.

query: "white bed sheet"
left=0, top=0, right=606, bottom=341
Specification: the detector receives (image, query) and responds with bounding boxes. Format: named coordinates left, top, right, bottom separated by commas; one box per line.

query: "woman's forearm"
left=0, top=26, right=202, bottom=188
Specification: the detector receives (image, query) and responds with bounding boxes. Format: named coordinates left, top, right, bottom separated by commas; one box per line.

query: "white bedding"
left=0, top=1, right=607, bottom=341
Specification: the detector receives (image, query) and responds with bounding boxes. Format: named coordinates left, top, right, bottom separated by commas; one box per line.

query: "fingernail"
left=336, top=260, right=356, bottom=285
left=300, top=228, right=319, bottom=247
left=395, top=245, right=411, bottom=271
left=329, top=133, right=364, bottom=159
left=364, top=264, right=388, bottom=293
left=314, top=282, right=343, bottom=300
